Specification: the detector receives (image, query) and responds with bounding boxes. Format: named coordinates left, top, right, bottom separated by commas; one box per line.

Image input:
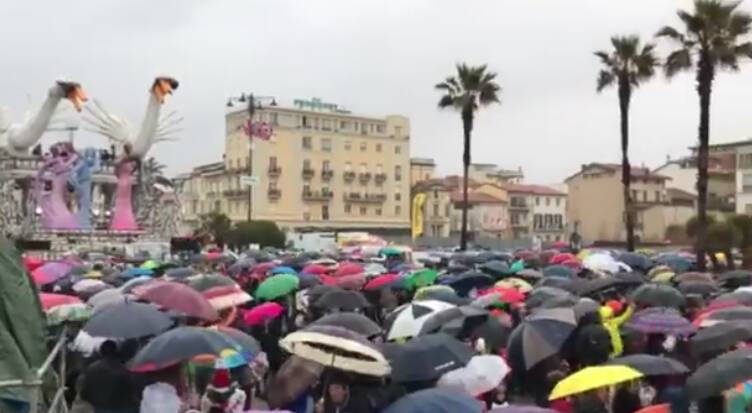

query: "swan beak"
left=67, top=85, right=88, bottom=112
left=152, top=77, right=179, bottom=104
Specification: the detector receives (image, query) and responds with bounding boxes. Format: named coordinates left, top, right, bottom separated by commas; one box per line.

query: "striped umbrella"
left=626, top=307, right=695, bottom=336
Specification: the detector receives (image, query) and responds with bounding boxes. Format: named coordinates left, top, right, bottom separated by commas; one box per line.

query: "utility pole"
left=247, top=94, right=255, bottom=222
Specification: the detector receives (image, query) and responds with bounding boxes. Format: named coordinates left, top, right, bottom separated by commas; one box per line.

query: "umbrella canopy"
left=202, top=285, right=253, bottom=310
left=403, top=269, right=439, bottom=290
left=39, top=293, right=81, bottom=311
left=490, top=407, right=558, bottom=413
left=626, top=307, right=695, bottom=337
left=242, top=302, right=285, bottom=327
left=414, top=285, right=468, bottom=305
left=121, top=267, right=153, bottom=278
left=437, top=355, right=510, bottom=396
left=364, top=273, right=402, bottom=291
left=188, top=274, right=237, bottom=291
left=87, top=288, right=126, bottom=311
left=32, top=261, right=72, bottom=285
left=311, top=312, right=382, bottom=337
left=495, top=278, right=533, bottom=293
left=718, top=270, right=752, bottom=288
left=301, top=264, right=329, bottom=275
left=385, top=300, right=456, bottom=341
left=443, top=271, right=495, bottom=297
left=576, top=277, right=640, bottom=297
left=334, top=262, right=363, bottom=277
left=631, top=284, right=686, bottom=309
left=618, top=253, right=652, bottom=272
left=677, top=281, right=718, bottom=296
left=313, top=289, right=369, bottom=312
left=271, top=266, right=297, bottom=275
left=674, top=272, right=714, bottom=284
left=134, top=281, right=218, bottom=321
left=383, top=333, right=475, bottom=383
left=470, top=316, right=513, bottom=352
left=542, top=265, right=575, bottom=278
left=479, top=260, right=510, bottom=277
left=128, top=326, right=248, bottom=372
left=280, top=325, right=390, bottom=376
left=84, top=301, right=172, bottom=339
left=46, top=302, right=90, bottom=326
left=549, top=365, right=643, bottom=400
left=516, top=269, right=544, bottom=281
left=550, top=253, right=577, bottom=266
left=655, top=255, right=693, bottom=274
left=382, top=388, right=483, bottom=413
left=475, top=287, right=526, bottom=307
left=690, top=321, right=752, bottom=356
left=255, top=273, right=299, bottom=301
left=206, top=326, right=262, bottom=365
left=119, top=276, right=153, bottom=293
left=418, top=305, right=489, bottom=337
left=712, top=290, right=752, bottom=306
left=607, top=354, right=689, bottom=376
left=507, top=308, right=577, bottom=371
left=266, top=355, right=324, bottom=409
left=525, top=287, right=575, bottom=309
left=583, top=253, right=629, bottom=274
left=696, top=307, right=752, bottom=328
left=686, top=348, right=752, bottom=400
left=321, top=272, right=366, bottom=290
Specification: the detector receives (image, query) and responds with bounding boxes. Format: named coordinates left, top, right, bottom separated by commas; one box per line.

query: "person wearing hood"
left=599, top=300, right=633, bottom=357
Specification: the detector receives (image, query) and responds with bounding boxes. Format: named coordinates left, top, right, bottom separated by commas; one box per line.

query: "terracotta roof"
left=566, top=162, right=669, bottom=182
left=450, top=190, right=505, bottom=204
left=506, top=184, right=565, bottom=196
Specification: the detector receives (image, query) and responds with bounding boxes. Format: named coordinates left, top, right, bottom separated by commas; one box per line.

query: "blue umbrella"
left=271, top=266, right=297, bottom=275
left=655, top=254, right=693, bottom=273
left=165, top=267, right=195, bottom=279
left=382, top=388, right=482, bottom=413
left=121, top=268, right=153, bottom=279
left=542, top=265, right=575, bottom=278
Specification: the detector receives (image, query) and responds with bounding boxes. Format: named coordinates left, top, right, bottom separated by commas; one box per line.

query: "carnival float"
left=0, top=77, right=184, bottom=256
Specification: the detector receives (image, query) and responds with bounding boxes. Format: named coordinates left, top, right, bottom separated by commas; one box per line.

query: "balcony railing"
left=303, top=190, right=334, bottom=201
left=533, top=224, right=565, bottom=232
left=223, top=189, right=250, bottom=198
left=321, top=169, right=335, bottom=181
left=268, top=165, right=282, bottom=177
left=344, top=192, right=387, bottom=203
left=302, top=168, right=315, bottom=179
left=268, top=188, right=282, bottom=199
left=509, top=202, right=529, bottom=210
left=359, top=172, right=372, bottom=183
left=374, top=173, right=387, bottom=184
left=344, top=171, right=356, bottom=182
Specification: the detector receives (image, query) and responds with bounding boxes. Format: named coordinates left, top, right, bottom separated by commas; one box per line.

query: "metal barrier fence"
left=0, top=327, right=68, bottom=413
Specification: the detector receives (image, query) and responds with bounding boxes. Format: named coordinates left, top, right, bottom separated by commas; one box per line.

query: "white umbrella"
left=385, top=300, right=456, bottom=341
left=584, top=254, right=631, bottom=275
left=437, top=354, right=510, bottom=396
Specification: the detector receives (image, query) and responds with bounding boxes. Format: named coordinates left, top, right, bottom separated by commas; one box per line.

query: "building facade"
left=182, top=97, right=411, bottom=235
left=654, top=155, right=735, bottom=213
left=506, top=184, right=566, bottom=242
left=410, top=158, right=436, bottom=186
left=468, top=163, right=524, bottom=185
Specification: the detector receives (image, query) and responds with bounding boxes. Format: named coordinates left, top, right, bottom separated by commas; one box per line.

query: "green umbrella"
left=141, top=260, right=159, bottom=270
left=380, top=247, right=403, bottom=257
left=404, top=269, right=438, bottom=290
left=255, top=274, right=300, bottom=300
left=188, top=274, right=237, bottom=292
left=505, top=260, right=525, bottom=275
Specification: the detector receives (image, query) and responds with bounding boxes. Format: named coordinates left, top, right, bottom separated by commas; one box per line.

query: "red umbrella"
left=552, top=241, right=569, bottom=250
left=560, top=259, right=582, bottom=270
left=514, top=250, right=535, bottom=260
left=321, top=273, right=366, bottom=290
left=334, top=262, right=363, bottom=277
left=364, top=273, right=400, bottom=291
left=252, top=262, right=276, bottom=279
left=242, top=302, right=285, bottom=327
left=539, top=250, right=558, bottom=266
left=23, top=256, right=45, bottom=273
left=301, top=264, right=330, bottom=275
left=479, top=287, right=525, bottom=304
left=134, top=281, right=218, bottom=321
left=550, top=253, right=577, bottom=265
left=39, top=293, right=82, bottom=311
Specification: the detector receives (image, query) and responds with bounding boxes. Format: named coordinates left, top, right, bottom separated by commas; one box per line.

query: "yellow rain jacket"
left=599, top=305, right=633, bottom=357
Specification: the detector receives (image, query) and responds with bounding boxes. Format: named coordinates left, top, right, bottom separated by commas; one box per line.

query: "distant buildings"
left=507, top=184, right=567, bottom=242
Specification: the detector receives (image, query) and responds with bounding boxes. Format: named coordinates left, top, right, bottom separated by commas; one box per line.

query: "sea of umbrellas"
left=26, top=244, right=752, bottom=413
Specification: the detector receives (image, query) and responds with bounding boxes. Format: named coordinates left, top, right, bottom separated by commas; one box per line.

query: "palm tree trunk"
left=460, top=109, right=473, bottom=251
left=695, top=53, right=714, bottom=271
left=619, top=80, right=635, bottom=252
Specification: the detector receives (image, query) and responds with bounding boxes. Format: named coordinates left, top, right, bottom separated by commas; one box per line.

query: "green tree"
left=657, top=0, right=752, bottom=270
left=707, top=221, right=740, bottom=270
left=196, top=211, right=232, bottom=247
left=595, top=36, right=658, bottom=252
left=228, top=220, right=286, bottom=249
left=435, top=63, right=501, bottom=250
left=729, top=214, right=752, bottom=268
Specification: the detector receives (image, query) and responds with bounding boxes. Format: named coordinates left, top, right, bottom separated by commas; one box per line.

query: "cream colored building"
left=507, top=184, right=567, bottom=242
left=410, top=158, right=436, bottom=186
left=468, top=163, right=524, bottom=185
left=566, top=163, right=670, bottom=243
left=182, top=97, right=411, bottom=235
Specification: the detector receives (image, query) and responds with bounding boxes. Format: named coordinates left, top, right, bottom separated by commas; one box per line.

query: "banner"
left=411, top=193, right=426, bottom=240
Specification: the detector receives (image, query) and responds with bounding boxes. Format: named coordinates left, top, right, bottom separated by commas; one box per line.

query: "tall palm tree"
left=436, top=63, right=501, bottom=250
left=595, top=35, right=658, bottom=252
left=657, top=0, right=752, bottom=270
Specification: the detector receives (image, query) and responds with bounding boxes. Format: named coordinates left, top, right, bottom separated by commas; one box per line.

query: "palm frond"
left=664, top=48, right=693, bottom=77
left=596, top=70, right=615, bottom=92
left=436, top=62, right=501, bottom=113
left=437, top=95, right=456, bottom=109
left=656, top=26, right=685, bottom=41
left=729, top=11, right=752, bottom=37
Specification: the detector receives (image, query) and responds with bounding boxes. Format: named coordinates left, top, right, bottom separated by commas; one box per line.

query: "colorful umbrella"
left=202, top=285, right=252, bottom=310
left=477, top=287, right=526, bottom=306
left=364, top=273, right=402, bottom=291
left=140, top=260, right=159, bottom=270
left=626, top=307, right=695, bottom=337
left=334, top=262, right=363, bottom=277
left=39, top=293, right=81, bottom=311
left=242, top=302, right=285, bottom=327
left=255, top=273, right=299, bottom=300
left=403, top=269, right=439, bottom=290
left=46, top=303, right=91, bottom=326
left=549, top=365, right=643, bottom=400
left=301, top=264, right=329, bottom=275
left=121, top=267, right=153, bottom=278
left=495, top=278, right=533, bottom=293
left=134, top=281, right=218, bottom=321
left=271, top=266, right=297, bottom=275
left=550, top=253, right=577, bottom=265
left=695, top=307, right=752, bottom=328
left=322, top=272, right=366, bottom=290
left=31, top=261, right=72, bottom=285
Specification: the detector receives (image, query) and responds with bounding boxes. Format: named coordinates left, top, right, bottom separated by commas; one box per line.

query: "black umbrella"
left=516, top=269, right=544, bottom=281
left=576, top=277, right=641, bottom=297
left=313, top=289, right=369, bottom=311
left=526, top=287, right=574, bottom=309
left=444, top=271, right=495, bottom=297
left=311, top=312, right=382, bottom=337
left=686, top=348, right=752, bottom=399
left=630, top=284, right=686, bottom=309
left=618, top=253, right=652, bottom=272
left=479, top=260, right=509, bottom=277
left=83, top=301, right=173, bottom=339
left=383, top=333, right=474, bottom=383
left=677, top=280, right=719, bottom=297
left=298, top=273, right=322, bottom=289
left=470, top=317, right=513, bottom=352
left=543, top=265, right=575, bottom=278
left=535, top=276, right=582, bottom=293
left=418, top=305, right=489, bottom=337
left=690, top=321, right=752, bottom=356
left=506, top=308, right=578, bottom=371
left=607, top=354, right=689, bottom=376
left=712, top=291, right=752, bottom=306
left=446, top=263, right=471, bottom=274
left=306, top=285, right=341, bottom=306
left=718, top=270, right=752, bottom=288
left=414, top=287, right=469, bottom=306
left=673, top=272, right=714, bottom=284
left=699, top=307, right=752, bottom=327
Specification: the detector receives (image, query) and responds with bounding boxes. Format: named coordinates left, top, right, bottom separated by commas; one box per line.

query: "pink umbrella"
left=134, top=281, right=218, bottom=321
left=23, top=256, right=45, bottom=273
left=514, top=250, right=535, bottom=260
left=332, top=273, right=366, bottom=290
left=551, top=241, right=569, bottom=250
left=242, top=302, right=285, bottom=327
left=202, top=285, right=253, bottom=310
left=334, top=262, right=363, bottom=277
left=39, top=293, right=82, bottom=311
left=550, top=253, right=577, bottom=265
left=32, top=262, right=73, bottom=286
left=301, top=264, right=330, bottom=275
left=252, top=262, right=276, bottom=278
left=364, top=273, right=400, bottom=291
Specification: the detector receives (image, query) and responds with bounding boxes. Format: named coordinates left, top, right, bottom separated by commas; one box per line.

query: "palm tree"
left=657, top=0, right=752, bottom=270
left=595, top=36, right=658, bottom=252
left=436, top=63, right=501, bottom=250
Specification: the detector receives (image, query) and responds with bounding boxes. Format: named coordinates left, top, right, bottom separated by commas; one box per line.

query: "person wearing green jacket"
left=599, top=300, right=634, bottom=357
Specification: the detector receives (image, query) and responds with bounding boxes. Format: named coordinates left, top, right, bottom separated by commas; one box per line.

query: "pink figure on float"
left=110, top=143, right=140, bottom=231
left=35, top=142, right=79, bottom=229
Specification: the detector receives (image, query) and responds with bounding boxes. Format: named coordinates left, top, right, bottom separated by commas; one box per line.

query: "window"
left=655, top=191, right=661, bottom=202
left=340, top=121, right=348, bottom=130
left=740, top=153, right=752, bottom=169
left=353, top=123, right=359, bottom=132
left=395, top=145, right=402, bottom=154
left=375, top=208, right=382, bottom=216
left=545, top=197, right=551, bottom=206
left=377, top=124, right=385, bottom=133
left=425, top=173, right=430, bottom=180
left=269, top=156, right=278, bottom=168
left=433, top=204, right=439, bottom=216
left=360, top=206, right=367, bottom=216
left=345, top=162, right=352, bottom=171
left=643, top=191, right=648, bottom=202
left=360, top=142, right=367, bottom=152
left=302, top=136, right=312, bottom=149
left=535, top=197, right=540, bottom=206
left=303, top=159, right=311, bottom=170
left=376, top=143, right=382, bottom=152
left=445, top=204, right=451, bottom=217
left=322, top=160, right=331, bottom=171
left=631, top=190, right=637, bottom=200
left=395, top=165, right=402, bottom=181
left=395, top=205, right=402, bottom=216
left=269, top=112, right=278, bottom=126
left=395, top=192, right=402, bottom=201
left=395, top=126, right=403, bottom=137
left=302, top=116, right=309, bottom=128
left=192, top=200, right=198, bottom=214
left=743, top=173, right=752, bottom=193
left=377, top=164, right=384, bottom=173
left=322, top=205, right=330, bottom=221
left=303, top=184, right=311, bottom=194
left=214, top=200, right=221, bottom=212
left=313, top=118, right=320, bottom=129
left=345, top=141, right=352, bottom=151
left=433, top=190, right=439, bottom=198
left=321, top=138, right=332, bottom=152
left=359, top=163, right=367, bottom=173
left=345, top=204, right=352, bottom=214
left=556, top=198, right=561, bottom=207
left=322, top=119, right=332, bottom=131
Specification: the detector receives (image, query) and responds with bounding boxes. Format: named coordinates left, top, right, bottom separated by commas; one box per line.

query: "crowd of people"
left=7, top=240, right=752, bottom=413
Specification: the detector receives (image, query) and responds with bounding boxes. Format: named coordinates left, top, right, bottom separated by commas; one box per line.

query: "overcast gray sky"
left=3, top=0, right=752, bottom=184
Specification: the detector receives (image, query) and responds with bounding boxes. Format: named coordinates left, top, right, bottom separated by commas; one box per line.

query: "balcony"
left=512, top=221, right=529, bottom=228
left=268, top=165, right=282, bottom=177
left=268, top=188, right=282, bottom=200
left=303, top=189, right=334, bottom=201
left=359, top=172, right=372, bottom=183
left=533, top=224, right=565, bottom=233
left=708, top=197, right=735, bottom=213
left=321, top=169, right=335, bottom=181
left=302, top=168, right=315, bottom=179
left=374, top=173, right=387, bottom=184
left=223, top=189, right=250, bottom=198
left=509, top=202, right=529, bottom=210
left=344, top=171, right=356, bottom=182
left=344, top=192, right=387, bottom=203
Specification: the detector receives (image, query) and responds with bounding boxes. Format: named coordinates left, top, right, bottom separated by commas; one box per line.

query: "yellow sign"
left=411, top=193, right=426, bottom=240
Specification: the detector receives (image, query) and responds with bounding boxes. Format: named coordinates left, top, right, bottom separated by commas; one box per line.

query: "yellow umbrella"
left=576, top=249, right=592, bottom=261
left=651, top=271, right=675, bottom=284
left=495, top=278, right=533, bottom=293
left=549, top=365, right=643, bottom=400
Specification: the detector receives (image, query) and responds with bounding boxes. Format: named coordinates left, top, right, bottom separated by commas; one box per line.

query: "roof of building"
left=689, top=138, right=752, bottom=151
left=191, top=162, right=225, bottom=174
left=449, top=190, right=505, bottom=204
left=565, top=163, right=669, bottom=182
left=666, top=187, right=697, bottom=201
left=506, top=183, right=565, bottom=196
left=410, top=157, right=436, bottom=166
